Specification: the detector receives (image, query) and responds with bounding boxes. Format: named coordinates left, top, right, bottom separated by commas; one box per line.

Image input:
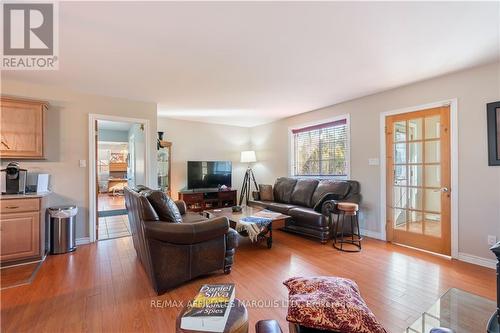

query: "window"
left=290, top=116, right=350, bottom=177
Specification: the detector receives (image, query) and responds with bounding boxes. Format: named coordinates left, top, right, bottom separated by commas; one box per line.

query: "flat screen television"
left=187, top=161, right=232, bottom=190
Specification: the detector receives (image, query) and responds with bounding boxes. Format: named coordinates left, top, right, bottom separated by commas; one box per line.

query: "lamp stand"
left=239, top=166, right=258, bottom=206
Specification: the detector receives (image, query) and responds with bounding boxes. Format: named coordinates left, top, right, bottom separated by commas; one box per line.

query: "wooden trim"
left=1, top=96, right=48, bottom=107
left=385, top=106, right=451, bottom=256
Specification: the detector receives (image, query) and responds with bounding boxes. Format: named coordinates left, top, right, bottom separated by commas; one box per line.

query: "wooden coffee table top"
left=176, top=298, right=248, bottom=333
left=204, top=206, right=289, bottom=224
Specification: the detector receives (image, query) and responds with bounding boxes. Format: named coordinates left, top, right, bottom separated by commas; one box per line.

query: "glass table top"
left=405, top=288, right=496, bottom=333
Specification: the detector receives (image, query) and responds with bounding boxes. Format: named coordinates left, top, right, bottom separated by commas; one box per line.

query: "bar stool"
left=333, top=202, right=362, bottom=252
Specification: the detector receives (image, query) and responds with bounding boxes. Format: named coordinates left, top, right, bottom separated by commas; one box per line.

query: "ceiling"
left=2, top=2, right=499, bottom=127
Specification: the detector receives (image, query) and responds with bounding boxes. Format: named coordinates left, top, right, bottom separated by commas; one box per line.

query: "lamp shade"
left=240, top=150, right=257, bottom=163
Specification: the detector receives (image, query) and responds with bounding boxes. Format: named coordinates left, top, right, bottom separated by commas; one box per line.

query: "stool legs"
left=333, top=211, right=362, bottom=252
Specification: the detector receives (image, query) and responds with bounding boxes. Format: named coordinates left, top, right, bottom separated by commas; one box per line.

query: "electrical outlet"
left=487, top=235, right=497, bottom=246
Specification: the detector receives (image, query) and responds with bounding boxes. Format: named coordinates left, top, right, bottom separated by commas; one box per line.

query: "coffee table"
left=176, top=298, right=248, bottom=333
left=405, top=288, right=496, bottom=333
left=203, top=206, right=290, bottom=249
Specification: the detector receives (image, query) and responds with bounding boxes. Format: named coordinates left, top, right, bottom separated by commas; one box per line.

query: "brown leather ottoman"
left=255, top=320, right=283, bottom=333
left=176, top=299, right=248, bottom=333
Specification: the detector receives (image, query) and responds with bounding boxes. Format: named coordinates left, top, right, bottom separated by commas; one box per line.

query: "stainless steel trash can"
left=47, top=205, right=78, bottom=254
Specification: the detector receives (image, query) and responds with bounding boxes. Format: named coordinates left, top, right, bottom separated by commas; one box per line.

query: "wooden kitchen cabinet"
left=0, top=211, right=40, bottom=262
left=0, top=97, right=47, bottom=159
left=0, top=196, right=47, bottom=265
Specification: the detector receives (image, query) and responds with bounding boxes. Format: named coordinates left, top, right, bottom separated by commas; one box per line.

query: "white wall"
left=157, top=117, right=251, bottom=200
left=98, top=129, right=129, bottom=142
left=250, top=62, right=500, bottom=261
left=1, top=79, right=158, bottom=239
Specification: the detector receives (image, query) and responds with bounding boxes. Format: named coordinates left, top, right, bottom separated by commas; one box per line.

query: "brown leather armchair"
left=124, top=186, right=239, bottom=295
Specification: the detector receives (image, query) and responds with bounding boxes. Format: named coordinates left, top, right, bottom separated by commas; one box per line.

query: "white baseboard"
left=360, top=229, right=384, bottom=241
left=457, top=252, right=496, bottom=269
left=76, top=237, right=90, bottom=246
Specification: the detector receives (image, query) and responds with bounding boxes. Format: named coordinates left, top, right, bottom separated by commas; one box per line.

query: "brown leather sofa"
left=124, top=186, right=239, bottom=294
left=249, top=177, right=361, bottom=243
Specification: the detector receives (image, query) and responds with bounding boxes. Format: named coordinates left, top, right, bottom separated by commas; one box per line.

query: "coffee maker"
left=1, top=162, right=27, bottom=194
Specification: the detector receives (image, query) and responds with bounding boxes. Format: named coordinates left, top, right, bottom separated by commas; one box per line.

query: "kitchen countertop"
left=0, top=191, right=52, bottom=199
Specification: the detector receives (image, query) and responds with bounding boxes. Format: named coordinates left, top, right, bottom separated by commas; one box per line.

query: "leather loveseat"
left=249, top=177, right=361, bottom=243
left=124, top=186, right=239, bottom=294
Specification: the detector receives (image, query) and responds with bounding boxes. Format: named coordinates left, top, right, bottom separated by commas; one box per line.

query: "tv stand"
left=178, top=189, right=237, bottom=212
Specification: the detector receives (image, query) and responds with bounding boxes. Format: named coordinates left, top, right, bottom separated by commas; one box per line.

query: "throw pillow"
left=259, top=184, right=274, bottom=201
left=143, top=190, right=183, bottom=223
left=283, top=276, right=386, bottom=333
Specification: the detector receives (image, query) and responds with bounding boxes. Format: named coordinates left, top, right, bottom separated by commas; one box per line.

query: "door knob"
left=441, top=187, right=449, bottom=193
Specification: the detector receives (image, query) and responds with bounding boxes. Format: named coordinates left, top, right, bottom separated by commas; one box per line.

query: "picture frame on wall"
left=487, top=101, right=500, bottom=166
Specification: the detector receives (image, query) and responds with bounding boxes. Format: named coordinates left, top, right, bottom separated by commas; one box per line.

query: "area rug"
left=98, top=209, right=128, bottom=217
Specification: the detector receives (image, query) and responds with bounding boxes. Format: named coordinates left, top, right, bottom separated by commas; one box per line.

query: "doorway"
left=385, top=105, right=452, bottom=255
left=89, top=115, right=150, bottom=242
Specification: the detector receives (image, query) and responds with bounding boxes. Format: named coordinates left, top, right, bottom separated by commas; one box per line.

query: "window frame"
left=288, top=114, right=351, bottom=179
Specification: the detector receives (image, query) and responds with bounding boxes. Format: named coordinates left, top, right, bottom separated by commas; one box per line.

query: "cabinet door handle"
left=5, top=206, right=19, bottom=209
left=1, top=139, right=10, bottom=150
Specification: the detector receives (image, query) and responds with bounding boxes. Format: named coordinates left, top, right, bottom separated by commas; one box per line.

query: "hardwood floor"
left=98, top=193, right=125, bottom=212
left=0, top=231, right=495, bottom=332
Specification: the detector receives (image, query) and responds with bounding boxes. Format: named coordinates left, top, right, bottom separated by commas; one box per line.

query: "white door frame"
left=379, top=99, right=459, bottom=258
left=88, top=114, right=152, bottom=243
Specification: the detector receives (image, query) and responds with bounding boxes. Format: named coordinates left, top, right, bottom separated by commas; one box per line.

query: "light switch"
left=79, top=160, right=87, bottom=168
left=368, top=158, right=380, bottom=166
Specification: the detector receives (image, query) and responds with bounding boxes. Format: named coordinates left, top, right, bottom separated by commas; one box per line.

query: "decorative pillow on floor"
left=259, top=184, right=274, bottom=201
left=143, top=190, right=182, bottom=223
left=283, top=276, right=386, bottom=333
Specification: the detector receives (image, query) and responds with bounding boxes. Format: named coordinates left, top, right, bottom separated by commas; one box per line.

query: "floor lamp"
left=239, top=151, right=258, bottom=206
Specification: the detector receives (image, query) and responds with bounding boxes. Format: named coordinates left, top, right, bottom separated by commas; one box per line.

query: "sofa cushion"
left=310, top=180, right=350, bottom=209
left=287, top=207, right=328, bottom=228
left=266, top=202, right=299, bottom=215
left=273, top=177, right=297, bottom=203
left=143, top=190, right=183, bottom=223
left=283, top=276, right=386, bottom=333
left=290, top=179, right=319, bottom=207
left=259, top=184, right=274, bottom=201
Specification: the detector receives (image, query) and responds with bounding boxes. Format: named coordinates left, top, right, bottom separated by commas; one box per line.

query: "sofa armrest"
left=226, top=228, right=239, bottom=250
left=342, top=193, right=361, bottom=205
left=144, top=216, right=229, bottom=245
left=321, top=199, right=340, bottom=216
left=174, top=200, right=187, bottom=215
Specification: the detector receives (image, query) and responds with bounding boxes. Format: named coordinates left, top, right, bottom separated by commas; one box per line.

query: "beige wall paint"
left=250, top=62, right=500, bottom=261
left=157, top=117, right=251, bottom=199
left=1, top=79, right=158, bottom=239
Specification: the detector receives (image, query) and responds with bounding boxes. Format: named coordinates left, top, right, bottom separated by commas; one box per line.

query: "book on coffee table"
left=180, top=284, right=235, bottom=332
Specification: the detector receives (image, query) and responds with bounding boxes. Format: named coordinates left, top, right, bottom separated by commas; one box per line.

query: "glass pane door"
left=386, top=106, right=451, bottom=255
